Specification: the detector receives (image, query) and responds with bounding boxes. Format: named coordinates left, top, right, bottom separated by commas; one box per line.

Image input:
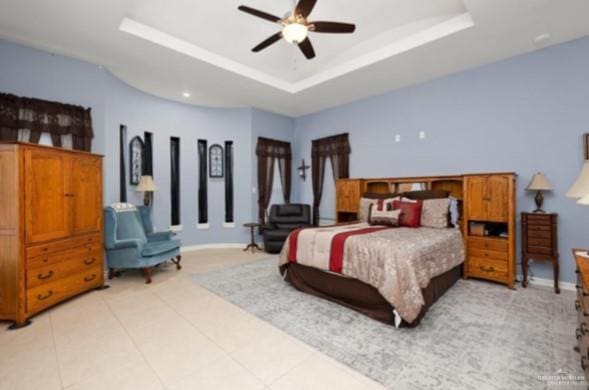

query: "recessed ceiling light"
left=533, top=33, right=551, bottom=46
left=182, top=92, right=191, bottom=98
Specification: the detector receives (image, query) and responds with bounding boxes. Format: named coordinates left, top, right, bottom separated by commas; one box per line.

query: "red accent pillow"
left=393, top=200, right=423, bottom=228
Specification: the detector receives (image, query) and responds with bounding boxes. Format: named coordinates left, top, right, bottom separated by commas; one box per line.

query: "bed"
left=279, top=222, right=465, bottom=327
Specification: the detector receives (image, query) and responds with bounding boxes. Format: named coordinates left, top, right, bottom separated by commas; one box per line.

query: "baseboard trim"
left=181, top=243, right=254, bottom=252
left=525, top=276, right=575, bottom=292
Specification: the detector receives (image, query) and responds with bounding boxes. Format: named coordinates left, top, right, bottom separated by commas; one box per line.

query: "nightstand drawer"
left=527, top=245, right=553, bottom=255
left=467, top=237, right=508, bottom=252
left=527, top=229, right=551, bottom=238
left=528, top=238, right=551, bottom=247
left=469, top=248, right=508, bottom=261
left=525, top=214, right=552, bottom=224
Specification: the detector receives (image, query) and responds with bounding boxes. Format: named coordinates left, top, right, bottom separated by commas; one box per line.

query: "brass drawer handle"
left=37, top=270, right=54, bottom=280
left=480, top=266, right=495, bottom=273
left=37, top=290, right=53, bottom=301
left=84, top=258, right=96, bottom=266
left=84, top=274, right=97, bottom=282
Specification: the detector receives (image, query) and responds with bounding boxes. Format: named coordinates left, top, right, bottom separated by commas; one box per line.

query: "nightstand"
left=521, top=212, right=559, bottom=293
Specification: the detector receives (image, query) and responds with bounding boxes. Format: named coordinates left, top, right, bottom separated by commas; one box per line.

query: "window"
left=170, top=137, right=181, bottom=226
left=197, top=139, right=208, bottom=225
left=119, top=125, right=127, bottom=202
left=224, top=141, right=234, bottom=224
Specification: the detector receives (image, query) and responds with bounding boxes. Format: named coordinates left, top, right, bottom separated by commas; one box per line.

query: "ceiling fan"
left=238, top=0, right=356, bottom=60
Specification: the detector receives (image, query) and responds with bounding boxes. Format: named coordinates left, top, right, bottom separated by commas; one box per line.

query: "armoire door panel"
left=486, top=176, right=509, bottom=222
left=24, top=149, right=71, bottom=244
left=466, top=177, right=487, bottom=221
left=71, top=156, right=102, bottom=236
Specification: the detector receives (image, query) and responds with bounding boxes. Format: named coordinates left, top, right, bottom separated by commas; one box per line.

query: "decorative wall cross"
left=297, top=159, right=311, bottom=180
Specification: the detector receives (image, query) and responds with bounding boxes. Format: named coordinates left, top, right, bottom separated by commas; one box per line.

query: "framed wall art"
left=129, top=136, right=144, bottom=186
left=209, top=144, right=224, bottom=178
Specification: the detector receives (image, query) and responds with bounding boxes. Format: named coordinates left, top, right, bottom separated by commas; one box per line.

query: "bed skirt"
left=279, top=262, right=462, bottom=327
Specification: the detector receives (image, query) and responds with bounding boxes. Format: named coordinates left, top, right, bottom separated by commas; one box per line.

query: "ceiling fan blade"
left=238, top=5, right=281, bottom=23
left=310, top=21, right=356, bottom=33
left=298, top=37, right=316, bottom=59
left=294, top=0, right=317, bottom=18
left=252, top=32, right=283, bottom=52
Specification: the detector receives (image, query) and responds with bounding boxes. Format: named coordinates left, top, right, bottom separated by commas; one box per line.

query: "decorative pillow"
left=368, top=203, right=402, bottom=227
left=393, top=200, right=423, bottom=228
left=420, top=198, right=451, bottom=228
left=359, top=196, right=401, bottom=222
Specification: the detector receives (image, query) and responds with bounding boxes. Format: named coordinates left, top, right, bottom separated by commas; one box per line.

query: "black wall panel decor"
left=143, top=131, right=153, bottom=176
left=197, top=139, right=208, bottom=224
left=170, top=137, right=181, bottom=226
left=225, top=141, right=234, bottom=223
left=119, top=125, right=127, bottom=202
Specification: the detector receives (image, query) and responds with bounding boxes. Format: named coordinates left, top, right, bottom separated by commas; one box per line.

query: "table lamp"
left=526, top=172, right=553, bottom=213
left=136, top=175, right=157, bottom=206
left=567, top=161, right=589, bottom=199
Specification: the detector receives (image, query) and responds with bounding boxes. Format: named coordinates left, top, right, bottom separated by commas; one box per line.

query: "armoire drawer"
left=26, top=267, right=103, bottom=314
left=467, top=237, right=508, bottom=252
left=468, top=257, right=508, bottom=281
left=26, top=233, right=102, bottom=258
left=27, top=244, right=102, bottom=269
left=26, top=251, right=102, bottom=288
left=469, top=248, right=508, bottom=261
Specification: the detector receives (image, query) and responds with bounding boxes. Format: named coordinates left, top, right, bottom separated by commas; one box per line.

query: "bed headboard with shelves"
left=335, top=172, right=516, bottom=288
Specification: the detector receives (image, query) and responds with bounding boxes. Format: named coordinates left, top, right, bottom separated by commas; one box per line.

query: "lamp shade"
left=526, top=172, right=553, bottom=191
left=567, top=161, right=589, bottom=198
left=135, top=175, right=157, bottom=192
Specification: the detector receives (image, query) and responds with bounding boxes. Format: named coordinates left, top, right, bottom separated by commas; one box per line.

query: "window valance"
left=256, top=137, right=292, bottom=159
left=311, top=133, right=350, bottom=158
left=0, top=92, right=93, bottom=151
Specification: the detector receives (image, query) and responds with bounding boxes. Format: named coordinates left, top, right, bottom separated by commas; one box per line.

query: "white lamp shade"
left=135, top=175, right=157, bottom=192
left=567, top=161, right=589, bottom=198
left=526, top=172, right=552, bottom=191
left=578, top=193, right=589, bottom=205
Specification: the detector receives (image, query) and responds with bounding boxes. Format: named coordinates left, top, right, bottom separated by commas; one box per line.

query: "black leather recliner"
left=262, top=204, right=312, bottom=254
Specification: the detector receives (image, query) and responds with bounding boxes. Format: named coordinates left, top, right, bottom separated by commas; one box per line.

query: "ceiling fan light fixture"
left=282, top=23, right=308, bottom=44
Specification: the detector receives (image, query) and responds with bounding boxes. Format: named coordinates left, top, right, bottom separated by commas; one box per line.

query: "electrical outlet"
left=419, top=131, right=426, bottom=140
left=395, top=134, right=401, bottom=143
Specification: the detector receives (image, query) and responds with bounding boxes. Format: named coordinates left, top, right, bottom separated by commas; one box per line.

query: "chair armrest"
left=110, top=239, right=142, bottom=250
left=259, top=224, right=275, bottom=233
left=147, top=231, right=172, bottom=242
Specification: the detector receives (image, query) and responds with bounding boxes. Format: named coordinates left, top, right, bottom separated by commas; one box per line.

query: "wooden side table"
left=521, top=212, right=559, bottom=293
left=243, top=222, right=261, bottom=253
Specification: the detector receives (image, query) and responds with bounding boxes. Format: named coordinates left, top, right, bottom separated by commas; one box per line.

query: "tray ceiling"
left=0, top=0, right=589, bottom=116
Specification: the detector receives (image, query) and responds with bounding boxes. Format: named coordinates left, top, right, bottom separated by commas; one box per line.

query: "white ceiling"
left=0, top=0, right=589, bottom=117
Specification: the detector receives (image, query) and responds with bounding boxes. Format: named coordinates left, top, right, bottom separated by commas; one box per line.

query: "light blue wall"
left=0, top=39, right=295, bottom=246
left=293, top=36, right=589, bottom=284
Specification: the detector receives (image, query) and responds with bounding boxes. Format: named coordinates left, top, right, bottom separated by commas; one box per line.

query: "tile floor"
left=0, top=249, right=385, bottom=390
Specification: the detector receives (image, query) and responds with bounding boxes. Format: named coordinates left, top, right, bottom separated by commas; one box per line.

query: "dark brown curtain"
left=311, top=133, right=351, bottom=225
left=0, top=92, right=93, bottom=151
left=256, top=137, right=292, bottom=224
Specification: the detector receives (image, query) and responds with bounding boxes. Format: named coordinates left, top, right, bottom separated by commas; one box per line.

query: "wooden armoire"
left=463, top=174, right=516, bottom=288
left=0, top=143, right=104, bottom=327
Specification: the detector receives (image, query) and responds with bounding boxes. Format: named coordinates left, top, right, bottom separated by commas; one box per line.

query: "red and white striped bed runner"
left=287, top=224, right=390, bottom=273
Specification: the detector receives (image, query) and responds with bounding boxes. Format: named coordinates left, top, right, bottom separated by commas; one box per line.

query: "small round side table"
left=243, top=222, right=261, bottom=253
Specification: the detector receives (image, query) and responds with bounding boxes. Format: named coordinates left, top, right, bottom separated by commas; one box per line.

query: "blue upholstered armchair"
left=104, top=203, right=181, bottom=284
